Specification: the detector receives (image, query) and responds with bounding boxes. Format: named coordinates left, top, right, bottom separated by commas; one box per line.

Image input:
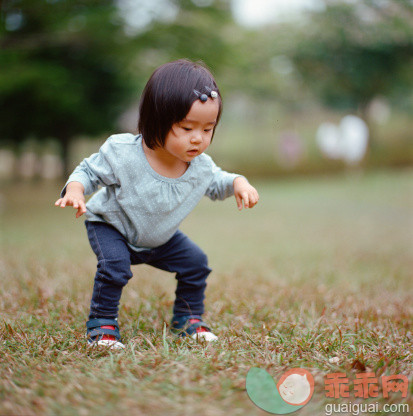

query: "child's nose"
left=191, top=132, right=202, bottom=143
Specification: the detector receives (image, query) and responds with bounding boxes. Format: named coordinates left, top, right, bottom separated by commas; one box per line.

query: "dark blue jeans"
left=85, top=221, right=212, bottom=320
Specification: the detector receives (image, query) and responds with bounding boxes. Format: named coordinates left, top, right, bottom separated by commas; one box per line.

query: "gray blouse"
left=62, top=133, right=241, bottom=251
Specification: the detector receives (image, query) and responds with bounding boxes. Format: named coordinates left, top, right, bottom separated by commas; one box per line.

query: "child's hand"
left=55, top=193, right=86, bottom=218
left=233, top=177, right=259, bottom=210
left=54, top=181, right=86, bottom=218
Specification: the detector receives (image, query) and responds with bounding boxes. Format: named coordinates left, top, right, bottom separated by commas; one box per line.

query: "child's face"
left=164, top=98, right=219, bottom=163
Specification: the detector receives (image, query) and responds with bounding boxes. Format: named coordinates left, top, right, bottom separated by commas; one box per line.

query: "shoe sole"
left=190, top=332, right=218, bottom=342
left=87, top=339, right=125, bottom=349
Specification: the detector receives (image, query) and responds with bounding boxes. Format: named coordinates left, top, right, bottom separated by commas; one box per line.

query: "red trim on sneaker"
left=189, top=319, right=208, bottom=333
left=100, top=325, right=116, bottom=341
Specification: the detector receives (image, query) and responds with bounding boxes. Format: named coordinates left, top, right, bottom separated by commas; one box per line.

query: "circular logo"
left=277, top=368, right=314, bottom=407
left=246, top=367, right=315, bottom=414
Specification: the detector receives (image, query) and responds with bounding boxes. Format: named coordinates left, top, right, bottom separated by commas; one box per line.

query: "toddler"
left=55, top=59, right=259, bottom=349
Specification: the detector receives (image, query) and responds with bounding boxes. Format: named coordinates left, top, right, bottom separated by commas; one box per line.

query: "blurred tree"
left=128, top=0, right=287, bottom=122
left=289, top=0, right=413, bottom=120
left=0, top=0, right=251, bottom=176
left=127, top=0, right=240, bottom=87
left=0, top=0, right=135, bottom=176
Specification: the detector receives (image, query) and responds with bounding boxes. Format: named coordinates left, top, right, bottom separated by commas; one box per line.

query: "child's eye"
left=204, top=129, right=212, bottom=132
left=182, top=127, right=192, bottom=131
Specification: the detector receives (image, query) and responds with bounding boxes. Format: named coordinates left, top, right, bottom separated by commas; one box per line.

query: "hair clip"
left=194, top=87, right=218, bottom=102
left=193, top=89, right=208, bottom=102
left=205, top=86, right=218, bottom=99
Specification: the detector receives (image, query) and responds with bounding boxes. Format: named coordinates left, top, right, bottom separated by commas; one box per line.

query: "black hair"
left=138, top=59, right=222, bottom=149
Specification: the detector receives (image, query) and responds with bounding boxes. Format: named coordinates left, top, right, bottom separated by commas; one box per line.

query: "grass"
left=0, top=168, right=412, bottom=415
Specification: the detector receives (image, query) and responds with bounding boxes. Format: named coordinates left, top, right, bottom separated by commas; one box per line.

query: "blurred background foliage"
left=0, top=0, right=412, bottom=178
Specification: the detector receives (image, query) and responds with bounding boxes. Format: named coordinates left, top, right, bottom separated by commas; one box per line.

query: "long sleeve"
left=57, top=133, right=251, bottom=251
left=61, top=137, right=120, bottom=197
left=204, top=155, right=243, bottom=201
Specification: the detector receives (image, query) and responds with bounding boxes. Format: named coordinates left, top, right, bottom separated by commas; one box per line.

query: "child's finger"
left=73, top=199, right=87, bottom=218
left=61, top=197, right=73, bottom=208
left=78, top=200, right=87, bottom=216
left=54, top=198, right=62, bottom=206
left=76, top=206, right=84, bottom=218
left=249, top=192, right=259, bottom=207
left=248, top=190, right=259, bottom=207
left=235, top=193, right=243, bottom=210
left=241, top=192, right=250, bottom=208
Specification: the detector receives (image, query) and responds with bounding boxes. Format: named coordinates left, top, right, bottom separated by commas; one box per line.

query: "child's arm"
left=203, top=154, right=259, bottom=209
left=233, top=176, right=259, bottom=210
left=54, top=181, right=86, bottom=218
left=54, top=136, right=120, bottom=218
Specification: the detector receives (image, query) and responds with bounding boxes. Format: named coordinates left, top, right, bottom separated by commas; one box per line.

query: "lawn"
left=0, top=169, right=412, bottom=415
